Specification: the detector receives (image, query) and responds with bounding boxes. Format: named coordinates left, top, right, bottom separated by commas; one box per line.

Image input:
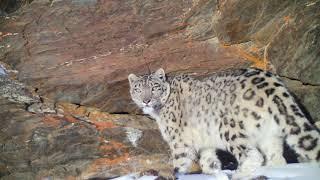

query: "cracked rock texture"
left=0, top=0, right=320, bottom=179
left=0, top=75, right=171, bottom=179
left=1, top=0, right=249, bottom=114
left=1, top=0, right=319, bottom=117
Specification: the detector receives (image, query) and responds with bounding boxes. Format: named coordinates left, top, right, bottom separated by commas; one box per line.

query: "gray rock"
left=283, top=77, right=320, bottom=123
left=27, top=102, right=56, bottom=114
left=0, top=76, right=40, bottom=104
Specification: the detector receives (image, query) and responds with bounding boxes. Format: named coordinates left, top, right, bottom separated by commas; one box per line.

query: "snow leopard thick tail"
left=274, top=92, right=320, bottom=162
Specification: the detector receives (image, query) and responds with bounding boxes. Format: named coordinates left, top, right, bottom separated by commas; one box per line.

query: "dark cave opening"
left=0, top=0, right=33, bottom=14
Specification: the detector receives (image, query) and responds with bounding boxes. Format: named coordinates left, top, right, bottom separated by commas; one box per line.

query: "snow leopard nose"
left=143, top=99, right=151, bottom=104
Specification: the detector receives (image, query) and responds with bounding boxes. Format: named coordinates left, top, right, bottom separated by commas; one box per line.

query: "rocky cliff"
left=0, top=0, right=319, bottom=179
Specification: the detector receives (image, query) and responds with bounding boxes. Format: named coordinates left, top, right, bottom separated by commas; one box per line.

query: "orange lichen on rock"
left=236, top=48, right=265, bottom=69
left=56, top=102, right=88, bottom=117
left=85, top=153, right=130, bottom=177
left=99, top=141, right=126, bottom=153
left=64, top=115, right=79, bottom=123
left=283, top=15, right=292, bottom=25
left=56, top=102, right=117, bottom=130
left=91, top=121, right=116, bottom=131
left=87, top=110, right=113, bottom=121
left=221, top=44, right=267, bottom=69
left=85, top=143, right=130, bottom=176
left=57, top=102, right=112, bottom=121
left=92, top=152, right=129, bottom=166
left=248, top=46, right=260, bottom=53
left=42, top=115, right=62, bottom=127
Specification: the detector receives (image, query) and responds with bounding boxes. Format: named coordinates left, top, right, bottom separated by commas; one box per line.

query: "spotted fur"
left=128, top=68, right=320, bottom=178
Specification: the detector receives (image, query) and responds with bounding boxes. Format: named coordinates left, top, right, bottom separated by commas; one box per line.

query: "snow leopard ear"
left=154, top=68, right=166, bottom=81
left=128, top=74, right=138, bottom=86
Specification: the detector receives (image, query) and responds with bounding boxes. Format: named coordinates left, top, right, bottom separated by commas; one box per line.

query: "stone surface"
left=0, top=0, right=250, bottom=114
left=0, top=76, right=38, bottom=104
left=1, top=0, right=320, bottom=179
left=267, top=2, right=320, bottom=85
left=213, top=0, right=320, bottom=85
left=1, top=0, right=319, bottom=118
left=210, top=0, right=320, bottom=121
left=283, top=78, right=320, bottom=123
left=0, top=75, right=172, bottom=179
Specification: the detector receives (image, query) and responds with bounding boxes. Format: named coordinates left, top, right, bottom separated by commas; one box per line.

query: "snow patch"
left=253, top=162, right=320, bottom=179
left=125, top=127, right=142, bottom=147
left=111, top=163, right=320, bottom=180
left=112, top=174, right=157, bottom=180
left=0, top=65, right=7, bottom=76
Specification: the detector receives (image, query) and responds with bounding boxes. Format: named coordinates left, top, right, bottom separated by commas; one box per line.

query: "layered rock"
left=0, top=0, right=250, bottom=114
left=1, top=0, right=320, bottom=179
left=1, top=0, right=319, bottom=120
left=211, top=0, right=320, bottom=121
left=0, top=74, right=172, bottom=179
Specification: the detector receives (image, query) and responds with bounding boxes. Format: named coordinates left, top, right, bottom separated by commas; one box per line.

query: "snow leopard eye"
left=151, top=83, right=160, bottom=92
left=151, top=87, right=159, bottom=93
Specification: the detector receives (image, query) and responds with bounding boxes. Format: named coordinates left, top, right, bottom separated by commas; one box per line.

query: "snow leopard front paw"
left=172, top=156, right=194, bottom=174
left=199, top=148, right=221, bottom=173
left=232, top=147, right=265, bottom=180
left=200, top=159, right=230, bottom=180
left=200, top=160, right=221, bottom=174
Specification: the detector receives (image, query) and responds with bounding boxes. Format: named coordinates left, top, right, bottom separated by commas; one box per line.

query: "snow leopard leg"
left=199, top=148, right=229, bottom=180
left=232, top=146, right=264, bottom=179
left=171, top=145, right=197, bottom=174
left=199, top=148, right=221, bottom=174
left=259, top=135, right=287, bottom=166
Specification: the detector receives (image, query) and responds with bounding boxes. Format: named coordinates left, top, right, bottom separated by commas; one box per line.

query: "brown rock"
left=267, top=3, right=320, bottom=85
left=213, top=0, right=292, bottom=45
left=0, top=97, right=172, bottom=179
left=210, top=0, right=320, bottom=121
left=1, top=0, right=320, bottom=178
left=0, top=0, right=248, bottom=114
left=0, top=76, right=171, bottom=179
left=283, top=78, right=320, bottom=123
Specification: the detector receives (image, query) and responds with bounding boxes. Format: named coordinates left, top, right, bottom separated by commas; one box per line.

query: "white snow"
left=125, top=127, right=143, bottom=147
left=253, top=162, right=320, bottom=179
left=0, top=65, right=7, bottom=76
left=111, top=163, right=320, bottom=180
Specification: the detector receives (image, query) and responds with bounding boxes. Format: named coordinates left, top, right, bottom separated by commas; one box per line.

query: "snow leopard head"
left=128, top=68, right=170, bottom=115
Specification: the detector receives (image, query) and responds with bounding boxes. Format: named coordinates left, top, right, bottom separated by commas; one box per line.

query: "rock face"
left=1, top=0, right=319, bottom=119
left=214, top=0, right=320, bottom=84
left=211, top=0, right=320, bottom=121
left=0, top=0, right=320, bottom=179
left=0, top=75, right=171, bottom=179
left=1, top=0, right=250, bottom=114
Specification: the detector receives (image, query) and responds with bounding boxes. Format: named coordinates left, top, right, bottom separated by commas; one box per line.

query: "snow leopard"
left=128, top=68, right=320, bottom=179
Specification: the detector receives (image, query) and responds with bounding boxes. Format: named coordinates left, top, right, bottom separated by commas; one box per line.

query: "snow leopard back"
left=168, top=68, right=320, bottom=162
left=128, top=68, right=320, bottom=175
